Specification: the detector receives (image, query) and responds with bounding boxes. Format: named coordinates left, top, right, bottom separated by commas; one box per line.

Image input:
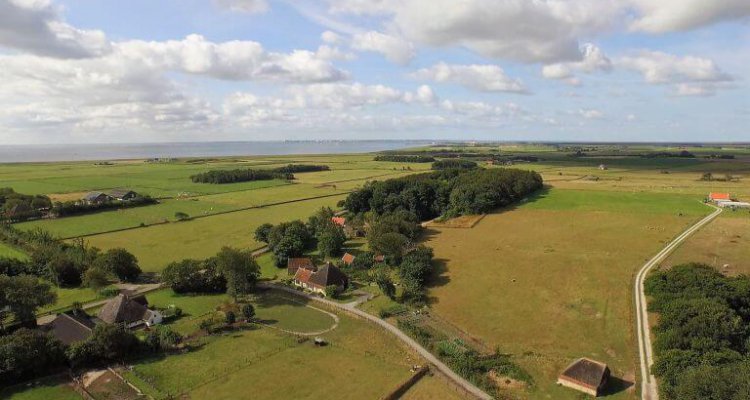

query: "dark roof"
left=559, top=358, right=610, bottom=390
left=97, top=294, right=151, bottom=325
left=308, top=263, right=348, bottom=289
left=83, top=191, right=110, bottom=201
left=341, top=253, right=355, bottom=265
left=44, top=311, right=95, bottom=345
left=287, top=257, right=316, bottom=274
left=109, top=189, right=137, bottom=198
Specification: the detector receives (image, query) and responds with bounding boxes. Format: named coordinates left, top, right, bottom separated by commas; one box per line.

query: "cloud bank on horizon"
left=0, top=0, right=747, bottom=143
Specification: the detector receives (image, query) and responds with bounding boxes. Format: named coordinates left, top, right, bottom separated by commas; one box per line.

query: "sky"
left=0, top=0, right=748, bottom=144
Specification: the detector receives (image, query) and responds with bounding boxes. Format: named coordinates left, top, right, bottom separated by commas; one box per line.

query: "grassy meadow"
left=0, top=242, right=27, bottom=260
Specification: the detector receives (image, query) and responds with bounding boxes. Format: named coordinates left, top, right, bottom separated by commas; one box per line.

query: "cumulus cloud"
left=412, top=62, right=525, bottom=93
left=0, top=0, right=110, bottom=58
left=214, top=0, right=269, bottom=14
left=629, top=0, right=750, bottom=33
left=579, top=108, right=604, bottom=119
left=351, top=31, right=415, bottom=65
left=618, top=50, right=733, bottom=96
left=542, top=43, right=612, bottom=84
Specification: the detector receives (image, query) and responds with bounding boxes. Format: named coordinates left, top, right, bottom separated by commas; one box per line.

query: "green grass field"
left=0, top=377, right=80, bottom=400
left=0, top=242, right=27, bottom=260
left=423, top=187, right=712, bottom=399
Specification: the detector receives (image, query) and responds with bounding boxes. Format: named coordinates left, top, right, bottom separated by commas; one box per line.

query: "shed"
left=341, top=253, right=356, bottom=266
left=557, top=358, right=610, bottom=397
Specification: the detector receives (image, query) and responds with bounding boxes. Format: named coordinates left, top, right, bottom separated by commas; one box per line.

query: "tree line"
left=0, top=188, right=52, bottom=222
left=191, top=164, right=329, bottom=184
left=373, top=155, right=436, bottom=163
left=342, top=167, right=543, bottom=221
left=645, top=263, right=750, bottom=400
left=51, top=195, right=157, bottom=217
left=431, top=159, right=478, bottom=170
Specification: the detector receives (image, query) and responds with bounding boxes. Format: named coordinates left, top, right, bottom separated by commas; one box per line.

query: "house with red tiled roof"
left=709, top=192, right=731, bottom=202
left=293, top=263, right=348, bottom=296
left=341, top=253, right=355, bottom=266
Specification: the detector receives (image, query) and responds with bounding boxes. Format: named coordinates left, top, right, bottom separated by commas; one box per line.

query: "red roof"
left=341, top=253, right=355, bottom=265
left=710, top=193, right=730, bottom=200
left=294, top=267, right=314, bottom=285
left=331, top=217, right=346, bottom=227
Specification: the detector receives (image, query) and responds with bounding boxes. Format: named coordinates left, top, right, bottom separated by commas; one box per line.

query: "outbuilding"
left=82, top=191, right=112, bottom=205
left=557, top=358, right=610, bottom=397
left=109, top=189, right=138, bottom=201
left=287, top=257, right=316, bottom=275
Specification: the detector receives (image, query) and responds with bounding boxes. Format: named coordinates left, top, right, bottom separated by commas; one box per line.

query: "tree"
left=174, top=211, right=190, bottom=221
left=0, top=274, right=56, bottom=325
left=254, top=223, right=273, bottom=243
left=372, top=269, right=396, bottom=299
left=267, top=220, right=313, bottom=266
left=162, top=258, right=226, bottom=294
left=66, top=324, right=139, bottom=368
left=369, top=232, right=408, bottom=265
left=95, top=248, right=141, bottom=282
left=216, top=247, right=260, bottom=301
left=144, top=325, right=181, bottom=352
left=225, top=310, right=236, bottom=324
left=0, top=329, right=65, bottom=383
left=83, top=267, right=110, bottom=291
left=241, top=304, right=255, bottom=321
left=317, top=225, right=346, bottom=257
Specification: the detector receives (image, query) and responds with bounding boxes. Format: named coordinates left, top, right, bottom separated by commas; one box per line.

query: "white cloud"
left=321, top=30, right=342, bottom=44
left=0, top=0, right=110, bottom=58
left=629, top=0, right=750, bottom=33
left=579, top=109, right=604, bottom=119
left=351, top=31, right=415, bottom=65
left=403, top=85, right=438, bottom=104
left=326, top=0, right=396, bottom=15
left=618, top=50, right=733, bottom=96
left=542, top=43, right=612, bottom=84
left=214, top=0, right=269, bottom=14
left=412, top=62, right=525, bottom=93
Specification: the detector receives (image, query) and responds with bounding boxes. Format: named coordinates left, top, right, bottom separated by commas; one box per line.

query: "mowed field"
left=661, top=212, right=750, bottom=276
left=423, top=187, right=711, bottom=399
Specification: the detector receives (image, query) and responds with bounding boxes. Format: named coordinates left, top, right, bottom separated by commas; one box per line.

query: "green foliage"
left=372, top=269, right=396, bottom=299
left=645, top=263, right=750, bottom=399
left=0, top=188, right=51, bottom=222
left=271, top=164, right=330, bottom=174
left=174, top=211, right=190, bottom=221
left=225, top=310, right=236, bottom=324
left=51, top=195, right=157, bottom=217
left=191, top=168, right=292, bottom=184
left=266, top=220, right=313, bottom=267
left=241, top=303, right=255, bottom=320
left=324, top=285, right=338, bottom=298
left=0, top=274, right=56, bottom=324
left=66, top=324, right=140, bottom=368
left=144, top=325, right=181, bottom=352
left=431, top=159, right=478, bottom=170
left=317, top=225, right=346, bottom=257
left=254, top=223, right=273, bottom=243
left=378, top=304, right=406, bottom=318
left=82, top=267, right=110, bottom=291
left=94, top=248, right=141, bottom=282
left=398, top=246, right=434, bottom=302
left=0, top=328, right=65, bottom=383
left=162, top=258, right=227, bottom=294
left=216, top=247, right=260, bottom=301
left=368, top=232, right=407, bottom=265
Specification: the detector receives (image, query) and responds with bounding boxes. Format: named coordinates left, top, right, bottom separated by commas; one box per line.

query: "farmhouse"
left=341, top=253, right=355, bottom=266
left=287, top=257, right=316, bottom=275
left=709, top=192, right=731, bottom=203
left=82, top=191, right=112, bottom=205
left=109, top=189, right=138, bottom=201
left=293, top=263, right=348, bottom=296
left=42, top=311, right=95, bottom=345
left=98, top=293, right=163, bottom=328
left=557, top=358, right=610, bottom=397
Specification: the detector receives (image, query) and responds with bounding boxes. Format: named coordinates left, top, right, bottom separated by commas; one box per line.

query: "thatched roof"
left=559, top=358, right=610, bottom=390
left=309, top=263, right=348, bottom=289
left=44, top=311, right=95, bottom=345
left=97, top=294, right=151, bottom=325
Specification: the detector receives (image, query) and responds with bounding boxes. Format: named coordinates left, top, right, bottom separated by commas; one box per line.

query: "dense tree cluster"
left=0, top=274, right=56, bottom=327
left=271, top=164, right=330, bottom=173
left=0, top=328, right=65, bottom=383
left=0, top=188, right=52, bottom=222
left=374, top=155, right=436, bottom=163
left=191, top=168, right=292, bottom=184
left=163, top=247, right=259, bottom=296
left=431, top=159, right=478, bottom=170
left=645, top=263, right=750, bottom=400
left=52, top=195, right=157, bottom=217
left=343, top=168, right=543, bottom=220
left=397, top=246, right=434, bottom=301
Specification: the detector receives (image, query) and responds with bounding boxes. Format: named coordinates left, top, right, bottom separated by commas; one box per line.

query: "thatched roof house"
left=98, top=294, right=162, bottom=328
left=43, top=311, right=95, bottom=345
left=557, top=358, right=610, bottom=396
left=82, top=191, right=112, bottom=205
left=108, top=189, right=138, bottom=201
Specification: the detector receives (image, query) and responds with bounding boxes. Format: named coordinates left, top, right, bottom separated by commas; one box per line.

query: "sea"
left=0, top=140, right=434, bottom=163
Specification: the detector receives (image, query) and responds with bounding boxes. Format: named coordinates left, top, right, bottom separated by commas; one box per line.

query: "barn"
left=557, top=358, right=610, bottom=396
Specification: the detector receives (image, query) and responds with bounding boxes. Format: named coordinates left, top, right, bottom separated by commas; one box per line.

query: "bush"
left=162, top=258, right=227, bottom=294
left=0, top=329, right=65, bottom=383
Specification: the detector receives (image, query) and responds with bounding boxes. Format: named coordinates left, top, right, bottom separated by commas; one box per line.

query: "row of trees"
left=51, top=195, right=157, bottom=217
left=374, top=155, right=436, bottom=163
left=0, top=188, right=52, bottom=222
left=191, top=164, right=330, bottom=184
left=645, top=263, right=750, bottom=400
left=431, top=159, right=478, bottom=170
left=162, top=247, right=260, bottom=301
left=272, top=164, right=330, bottom=173
left=255, top=207, right=347, bottom=266
left=342, top=168, right=543, bottom=221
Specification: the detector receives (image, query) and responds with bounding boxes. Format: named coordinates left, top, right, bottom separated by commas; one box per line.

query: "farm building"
left=42, top=311, right=95, bottom=345
left=557, top=358, right=610, bottom=397
left=293, top=263, right=348, bottom=296
left=709, top=192, right=731, bottom=203
left=109, top=189, right=138, bottom=201
left=82, top=191, right=112, bottom=205
left=287, top=257, right=316, bottom=275
left=341, top=253, right=355, bottom=266
left=98, top=293, right=163, bottom=328
left=331, top=216, right=346, bottom=227
left=717, top=201, right=750, bottom=209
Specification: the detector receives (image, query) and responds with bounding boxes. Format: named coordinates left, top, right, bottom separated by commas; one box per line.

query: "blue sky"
left=0, top=0, right=747, bottom=144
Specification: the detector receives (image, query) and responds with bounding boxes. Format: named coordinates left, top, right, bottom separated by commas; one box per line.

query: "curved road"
left=261, top=283, right=493, bottom=400
left=634, top=204, right=722, bottom=400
